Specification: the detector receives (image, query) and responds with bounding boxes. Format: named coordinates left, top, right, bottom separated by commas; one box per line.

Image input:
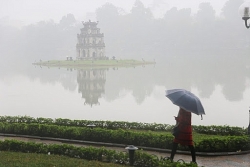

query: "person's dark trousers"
left=170, top=142, right=196, bottom=162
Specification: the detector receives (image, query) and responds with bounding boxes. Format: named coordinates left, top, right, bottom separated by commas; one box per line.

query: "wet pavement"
left=0, top=135, right=249, bottom=167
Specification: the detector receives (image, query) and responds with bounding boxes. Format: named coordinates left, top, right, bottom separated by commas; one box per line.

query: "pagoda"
left=76, top=20, right=105, bottom=60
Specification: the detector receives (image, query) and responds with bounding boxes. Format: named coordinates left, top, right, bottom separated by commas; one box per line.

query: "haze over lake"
left=1, top=49, right=249, bottom=127
left=0, top=0, right=250, bottom=128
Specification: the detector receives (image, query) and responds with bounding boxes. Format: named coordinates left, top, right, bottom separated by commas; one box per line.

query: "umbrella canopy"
left=165, top=89, right=205, bottom=116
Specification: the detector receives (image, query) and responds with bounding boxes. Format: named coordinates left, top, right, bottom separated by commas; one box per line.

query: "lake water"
left=0, top=49, right=249, bottom=127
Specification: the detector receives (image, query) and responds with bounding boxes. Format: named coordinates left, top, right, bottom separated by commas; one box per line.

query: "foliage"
left=0, top=140, right=198, bottom=167
left=192, top=125, right=247, bottom=136
left=0, top=151, right=123, bottom=167
left=0, top=116, right=249, bottom=153
left=0, top=116, right=247, bottom=135
left=195, top=136, right=250, bottom=152
left=2, top=0, right=249, bottom=62
left=0, top=116, right=173, bottom=131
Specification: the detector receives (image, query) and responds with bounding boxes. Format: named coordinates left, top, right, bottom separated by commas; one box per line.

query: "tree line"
left=0, top=0, right=249, bottom=62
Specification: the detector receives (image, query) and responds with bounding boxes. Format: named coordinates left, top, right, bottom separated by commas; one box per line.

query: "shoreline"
left=32, top=59, right=156, bottom=68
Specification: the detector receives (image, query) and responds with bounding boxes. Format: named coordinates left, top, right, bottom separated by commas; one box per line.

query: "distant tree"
left=95, top=1, right=155, bottom=58
left=163, top=7, right=178, bottom=20
left=119, top=0, right=154, bottom=57
left=96, top=3, right=120, bottom=25
left=196, top=2, right=216, bottom=23
left=192, top=2, right=218, bottom=49
left=0, top=24, right=25, bottom=63
left=221, top=0, right=244, bottom=23
left=161, top=7, right=193, bottom=50
left=59, top=13, right=76, bottom=28
left=23, top=20, right=59, bottom=59
left=96, top=3, right=123, bottom=57
left=220, top=0, right=247, bottom=48
left=131, top=0, right=153, bottom=20
left=23, top=19, right=78, bottom=60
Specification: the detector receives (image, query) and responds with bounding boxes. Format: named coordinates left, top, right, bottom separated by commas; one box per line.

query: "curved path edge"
left=1, top=133, right=249, bottom=156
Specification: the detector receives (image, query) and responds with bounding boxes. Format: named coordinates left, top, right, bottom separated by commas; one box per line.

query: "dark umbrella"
left=165, top=89, right=205, bottom=118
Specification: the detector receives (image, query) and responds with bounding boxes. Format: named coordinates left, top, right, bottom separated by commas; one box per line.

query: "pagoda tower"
left=76, top=20, right=105, bottom=60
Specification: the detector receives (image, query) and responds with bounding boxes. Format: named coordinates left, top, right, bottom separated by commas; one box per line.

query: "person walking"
left=168, top=107, right=197, bottom=164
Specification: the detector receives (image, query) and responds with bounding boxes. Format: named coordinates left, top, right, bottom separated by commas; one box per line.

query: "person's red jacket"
left=174, top=108, right=193, bottom=146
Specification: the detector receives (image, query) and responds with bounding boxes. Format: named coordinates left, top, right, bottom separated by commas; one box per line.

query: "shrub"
left=0, top=140, right=198, bottom=167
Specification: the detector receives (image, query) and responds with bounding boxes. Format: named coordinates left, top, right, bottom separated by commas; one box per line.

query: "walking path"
left=0, top=134, right=249, bottom=167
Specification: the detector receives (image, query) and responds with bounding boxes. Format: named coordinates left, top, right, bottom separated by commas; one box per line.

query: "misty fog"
left=1, top=0, right=249, bottom=63
left=0, top=0, right=249, bottom=127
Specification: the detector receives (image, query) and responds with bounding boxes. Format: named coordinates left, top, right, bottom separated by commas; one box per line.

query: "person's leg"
left=170, top=142, right=178, bottom=160
left=188, top=145, right=196, bottom=162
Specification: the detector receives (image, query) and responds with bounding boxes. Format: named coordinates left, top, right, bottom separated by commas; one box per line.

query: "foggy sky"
left=1, top=0, right=231, bottom=26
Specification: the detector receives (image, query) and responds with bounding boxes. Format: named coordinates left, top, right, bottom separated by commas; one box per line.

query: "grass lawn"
left=0, top=151, right=124, bottom=167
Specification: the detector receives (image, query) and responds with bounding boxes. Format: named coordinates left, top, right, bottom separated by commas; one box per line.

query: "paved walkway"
left=0, top=134, right=249, bottom=167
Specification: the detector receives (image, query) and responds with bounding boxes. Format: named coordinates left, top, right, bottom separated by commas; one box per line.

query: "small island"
left=32, top=59, right=155, bottom=69
left=33, top=20, right=155, bottom=69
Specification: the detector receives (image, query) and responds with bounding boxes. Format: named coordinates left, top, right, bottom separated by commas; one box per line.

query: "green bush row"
left=0, top=115, right=172, bottom=131
left=195, top=136, right=250, bottom=152
left=192, top=125, right=247, bottom=136
left=0, top=116, right=247, bottom=135
left=0, top=122, right=249, bottom=152
left=0, top=123, right=173, bottom=149
left=0, top=140, right=197, bottom=167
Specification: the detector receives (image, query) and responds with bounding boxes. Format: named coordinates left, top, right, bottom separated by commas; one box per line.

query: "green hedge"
left=0, top=122, right=249, bottom=152
left=0, top=116, right=247, bottom=136
left=0, top=140, right=197, bottom=167
left=0, top=123, right=173, bottom=149
left=192, top=125, right=247, bottom=136
left=0, top=116, right=172, bottom=131
left=195, top=136, right=250, bottom=152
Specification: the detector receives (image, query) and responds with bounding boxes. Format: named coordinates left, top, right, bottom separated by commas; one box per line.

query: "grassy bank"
left=0, top=151, right=124, bottom=167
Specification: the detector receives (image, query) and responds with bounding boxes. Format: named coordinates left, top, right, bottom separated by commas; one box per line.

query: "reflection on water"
left=0, top=49, right=249, bottom=127
left=77, top=69, right=106, bottom=106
